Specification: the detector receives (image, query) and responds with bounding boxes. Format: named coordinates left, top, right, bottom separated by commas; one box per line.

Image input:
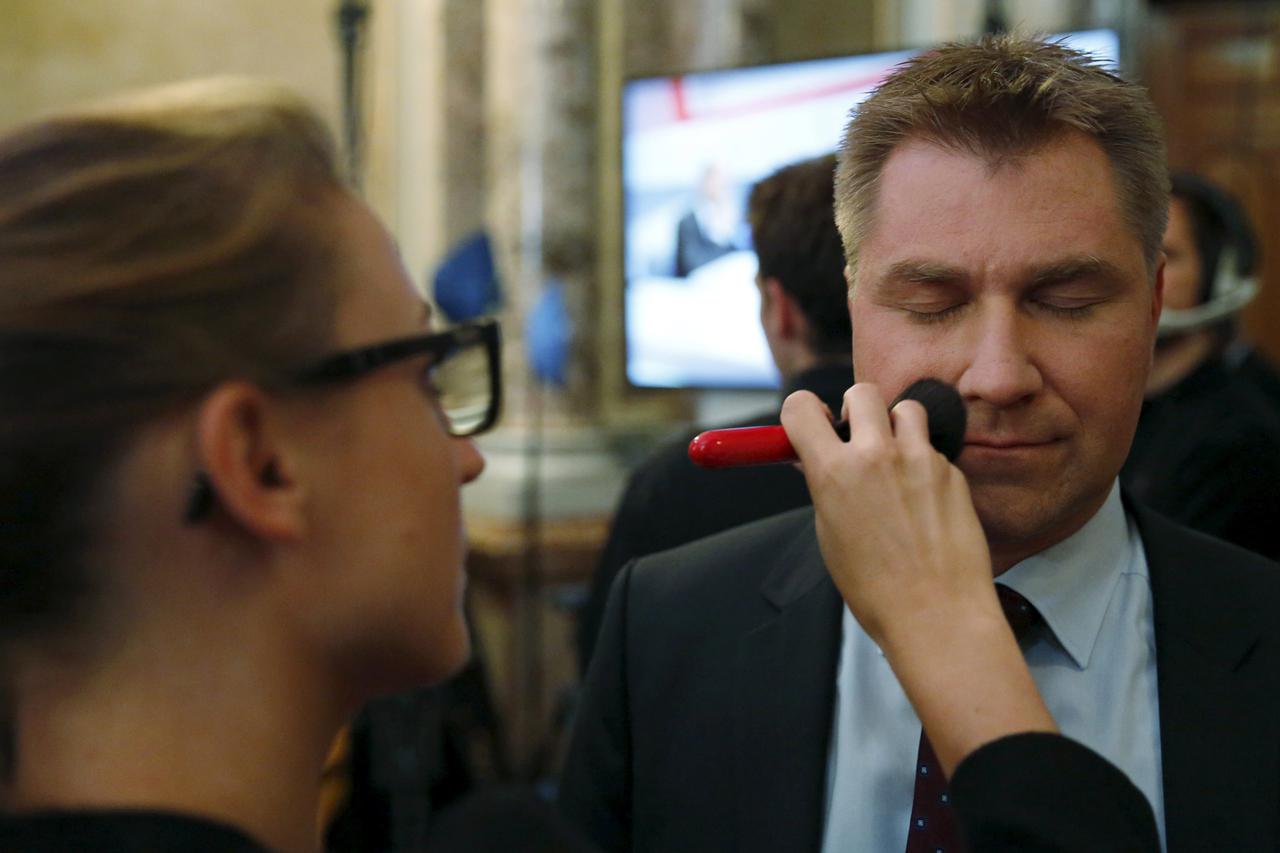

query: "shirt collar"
left=996, top=481, right=1135, bottom=670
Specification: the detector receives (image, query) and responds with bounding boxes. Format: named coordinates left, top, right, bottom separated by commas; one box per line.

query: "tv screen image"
left=622, top=29, right=1121, bottom=390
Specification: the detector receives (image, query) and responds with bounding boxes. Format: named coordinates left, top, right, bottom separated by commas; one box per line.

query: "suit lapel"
left=1134, top=502, right=1280, bottom=851
left=733, top=519, right=843, bottom=853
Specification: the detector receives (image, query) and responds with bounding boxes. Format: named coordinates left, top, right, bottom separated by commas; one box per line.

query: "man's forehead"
left=857, top=135, right=1139, bottom=273
left=877, top=131, right=1113, bottom=194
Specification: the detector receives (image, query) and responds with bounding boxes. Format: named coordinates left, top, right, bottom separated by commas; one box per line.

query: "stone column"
left=361, top=0, right=448, bottom=285
left=879, top=0, right=1097, bottom=48
left=881, top=0, right=985, bottom=46
left=624, top=0, right=772, bottom=76
left=467, top=0, right=792, bottom=775
left=466, top=0, right=627, bottom=526
left=443, top=0, right=488, bottom=248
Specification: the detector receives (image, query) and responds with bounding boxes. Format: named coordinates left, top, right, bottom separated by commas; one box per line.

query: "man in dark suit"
left=577, top=154, right=853, bottom=673
left=1122, top=172, right=1280, bottom=560
left=560, top=36, right=1280, bottom=852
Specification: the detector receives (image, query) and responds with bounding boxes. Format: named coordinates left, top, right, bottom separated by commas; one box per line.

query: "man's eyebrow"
left=1027, top=256, right=1126, bottom=288
left=880, top=260, right=968, bottom=285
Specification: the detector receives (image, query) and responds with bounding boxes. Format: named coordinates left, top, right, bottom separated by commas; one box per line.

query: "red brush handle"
left=688, top=379, right=965, bottom=470
left=688, top=425, right=800, bottom=468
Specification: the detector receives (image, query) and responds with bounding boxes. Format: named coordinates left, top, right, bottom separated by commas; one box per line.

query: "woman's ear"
left=192, top=382, right=308, bottom=541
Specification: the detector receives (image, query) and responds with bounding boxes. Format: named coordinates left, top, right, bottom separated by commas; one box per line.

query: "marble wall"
left=0, top=0, right=340, bottom=130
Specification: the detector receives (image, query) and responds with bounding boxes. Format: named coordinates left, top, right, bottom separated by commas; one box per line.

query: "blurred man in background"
left=577, top=153, right=852, bottom=672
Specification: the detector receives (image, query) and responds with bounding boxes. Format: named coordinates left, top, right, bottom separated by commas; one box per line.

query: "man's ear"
left=193, top=382, right=308, bottom=542
left=763, top=278, right=804, bottom=342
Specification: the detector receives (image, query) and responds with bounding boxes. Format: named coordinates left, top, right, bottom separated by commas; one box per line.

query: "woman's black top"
left=0, top=810, right=268, bottom=853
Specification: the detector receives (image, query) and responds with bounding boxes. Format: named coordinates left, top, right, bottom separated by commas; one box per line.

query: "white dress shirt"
left=819, top=482, right=1166, bottom=851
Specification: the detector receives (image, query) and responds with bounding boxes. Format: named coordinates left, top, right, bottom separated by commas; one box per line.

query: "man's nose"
left=955, top=306, right=1043, bottom=408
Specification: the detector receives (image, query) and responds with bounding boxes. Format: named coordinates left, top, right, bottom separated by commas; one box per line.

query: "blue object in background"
left=526, top=279, right=572, bottom=387
left=433, top=231, right=500, bottom=322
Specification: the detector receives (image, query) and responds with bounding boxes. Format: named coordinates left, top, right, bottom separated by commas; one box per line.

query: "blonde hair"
left=0, top=77, right=347, bottom=655
left=836, top=35, right=1169, bottom=283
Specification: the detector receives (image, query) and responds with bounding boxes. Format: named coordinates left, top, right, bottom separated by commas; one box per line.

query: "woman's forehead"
left=329, top=202, right=430, bottom=345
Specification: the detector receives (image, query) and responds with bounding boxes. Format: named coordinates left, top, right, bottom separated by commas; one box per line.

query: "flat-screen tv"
left=622, top=29, right=1121, bottom=390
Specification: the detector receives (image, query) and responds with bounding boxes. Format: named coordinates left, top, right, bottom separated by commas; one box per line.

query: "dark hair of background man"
left=747, top=153, right=851, bottom=356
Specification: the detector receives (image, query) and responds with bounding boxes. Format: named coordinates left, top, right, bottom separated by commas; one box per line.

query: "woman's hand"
left=781, top=383, right=1056, bottom=775
left=780, top=383, right=994, bottom=646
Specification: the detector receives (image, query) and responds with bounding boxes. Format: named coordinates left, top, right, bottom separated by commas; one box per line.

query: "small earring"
left=183, top=472, right=216, bottom=524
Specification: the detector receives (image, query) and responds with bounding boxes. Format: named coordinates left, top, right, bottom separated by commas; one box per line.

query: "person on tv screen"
left=674, top=163, right=744, bottom=276
left=560, top=35, right=1280, bottom=852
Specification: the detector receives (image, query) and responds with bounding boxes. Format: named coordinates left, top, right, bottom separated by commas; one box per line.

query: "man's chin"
left=970, top=484, right=1065, bottom=555
left=971, top=480, right=1112, bottom=569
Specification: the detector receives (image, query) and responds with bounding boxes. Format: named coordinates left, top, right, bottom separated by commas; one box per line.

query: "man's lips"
left=963, top=435, right=1060, bottom=449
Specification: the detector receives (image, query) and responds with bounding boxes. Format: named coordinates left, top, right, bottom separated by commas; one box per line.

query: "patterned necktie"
left=903, top=585, right=1041, bottom=853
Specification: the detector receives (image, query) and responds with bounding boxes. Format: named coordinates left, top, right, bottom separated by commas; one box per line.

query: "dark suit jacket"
left=0, top=811, right=270, bottom=853
left=1123, top=357, right=1280, bottom=561
left=1228, top=342, right=1280, bottom=414
left=559, top=500, right=1280, bottom=852
left=576, top=364, right=852, bottom=673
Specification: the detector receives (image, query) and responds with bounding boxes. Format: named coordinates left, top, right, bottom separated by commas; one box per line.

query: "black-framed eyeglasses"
left=183, top=318, right=501, bottom=524
left=294, top=317, right=502, bottom=437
